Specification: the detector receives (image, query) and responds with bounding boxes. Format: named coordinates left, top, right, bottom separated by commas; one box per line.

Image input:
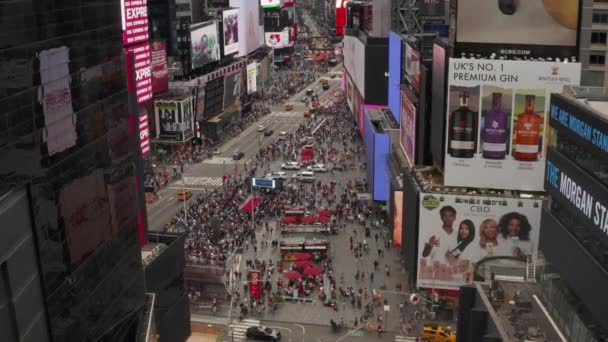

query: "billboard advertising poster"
left=419, top=0, right=445, bottom=17
left=155, top=101, right=181, bottom=140
left=393, top=191, right=403, bottom=248
left=388, top=32, right=402, bottom=124
left=139, top=112, right=150, bottom=156
left=455, top=0, right=580, bottom=58
left=150, top=41, right=169, bottom=94
left=261, top=0, right=281, bottom=8
left=230, top=0, right=265, bottom=57
left=121, top=0, right=149, bottom=46
left=191, top=21, right=221, bottom=69
left=400, top=91, right=416, bottom=165
left=247, top=62, right=258, bottom=94
left=404, top=43, right=421, bottom=95
left=222, top=9, right=239, bottom=55
left=125, top=43, right=153, bottom=104
left=265, top=29, right=290, bottom=50
left=343, top=36, right=365, bottom=98
left=224, top=71, right=242, bottom=108
left=444, top=58, right=581, bottom=191
left=416, top=193, right=542, bottom=290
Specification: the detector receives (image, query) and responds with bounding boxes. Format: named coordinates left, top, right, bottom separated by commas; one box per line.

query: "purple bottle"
left=482, top=93, right=508, bottom=159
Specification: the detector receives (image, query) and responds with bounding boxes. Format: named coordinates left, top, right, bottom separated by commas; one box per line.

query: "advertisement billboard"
left=400, top=90, right=416, bottom=165
left=125, top=43, right=153, bottom=104
left=191, top=21, right=221, bottom=69
left=431, top=42, right=448, bottom=168
left=247, top=62, right=258, bottom=94
left=404, top=42, right=421, bottom=95
left=346, top=73, right=355, bottom=115
left=343, top=36, right=365, bottom=97
left=229, top=0, right=265, bottom=57
left=223, top=71, right=242, bottom=108
left=265, top=29, right=290, bottom=49
left=364, top=43, right=389, bottom=105
left=393, top=191, right=403, bottom=248
left=419, top=0, right=445, bottom=17
left=139, top=112, right=150, bottom=156
left=222, top=9, right=239, bottom=55
left=388, top=32, right=402, bottom=123
left=150, top=41, right=169, bottom=94
left=454, top=0, right=580, bottom=58
left=374, top=134, right=390, bottom=201
left=261, top=0, right=281, bottom=8
left=416, top=193, right=542, bottom=290
left=155, top=99, right=194, bottom=141
left=444, top=58, right=581, bottom=191
left=120, top=0, right=149, bottom=46
left=335, top=0, right=350, bottom=35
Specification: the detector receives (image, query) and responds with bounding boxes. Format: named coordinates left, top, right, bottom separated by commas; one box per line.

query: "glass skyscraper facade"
left=0, top=1, right=146, bottom=341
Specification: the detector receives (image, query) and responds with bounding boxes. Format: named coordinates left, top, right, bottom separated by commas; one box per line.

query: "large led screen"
left=150, top=41, right=168, bottom=94
left=121, top=0, right=149, bottom=46
left=229, top=0, right=265, bottom=57
left=443, top=58, right=581, bottom=191
left=224, top=71, right=242, bottom=107
left=455, top=0, right=580, bottom=58
left=416, top=193, right=542, bottom=290
left=404, top=43, right=421, bottom=95
left=373, top=134, right=390, bottom=201
left=393, top=191, right=403, bottom=248
left=261, top=0, right=281, bottom=8
left=247, top=62, right=258, bottom=94
left=388, top=32, right=402, bottom=123
left=265, top=29, right=290, bottom=49
left=222, top=9, right=239, bottom=55
left=400, top=91, right=416, bottom=165
left=125, top=43, right=153, bottom=104
left=343, top=35, right=366, bottom=98
left=191, top=21, right=221, bottom=69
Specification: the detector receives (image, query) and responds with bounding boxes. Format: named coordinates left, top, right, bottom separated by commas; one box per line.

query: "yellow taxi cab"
left=285, top=103, right=294, bottom=111
left=303, top=110, right=311, bottom=117
left=177, top=191, right=193, bottom=201
left=421, top=324, right=456, bottom=342
left=319, top=79, right=328, bottom=85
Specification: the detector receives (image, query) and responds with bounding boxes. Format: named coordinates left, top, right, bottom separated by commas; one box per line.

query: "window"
left=593, top=12, right=608, bottom=23
left=591, top=31, right=607, bottom=44
left=590, top=53, right=606, bottom=65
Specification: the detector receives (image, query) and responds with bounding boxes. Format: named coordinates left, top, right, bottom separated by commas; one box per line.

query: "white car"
left=257, top=125, right=266, bottom=132
left=281, top=162, right=301, bottom=170
left=308, top=163, right=327, bottom=172
left=212, top=148, right=221, bottom=155
left=279, top=131, right=288, bottom=137
left=265, top=172, right=288, bottom=180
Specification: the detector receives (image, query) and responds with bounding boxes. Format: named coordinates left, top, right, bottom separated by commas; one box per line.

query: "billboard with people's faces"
left=416, top=193, right=542, bottom=290
left=191, top=21, right=220, bottom=69
left=222, top=9, right=239, bottom=55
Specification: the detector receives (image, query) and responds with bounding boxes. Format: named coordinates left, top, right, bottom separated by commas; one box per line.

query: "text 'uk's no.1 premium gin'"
left=482, top=93, right=508, bottom=159
left=514, top=95, right=542, bottom=162
left=449, top=91, right=477, bottom=158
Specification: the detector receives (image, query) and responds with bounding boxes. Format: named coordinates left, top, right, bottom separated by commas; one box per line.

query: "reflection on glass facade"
left=0, top=1, right=145, bottom=341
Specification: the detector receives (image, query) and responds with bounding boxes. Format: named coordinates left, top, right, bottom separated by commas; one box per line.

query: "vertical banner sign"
left=125, top=43, right=153, bottom=104
left=120, top=0, right=149, bottom=46
left=247, top=62, right=257, bottom=94
left=416, top=193, right=542, bottom=290
left=400, top=91, right=416, bottom=165
left=248, top=270, right=262, bottom=300
left=444, top=58, right=581, bottom=191
left=139, top=113, right=150, bottom=156
left=150, top=41, right=169, bottom=94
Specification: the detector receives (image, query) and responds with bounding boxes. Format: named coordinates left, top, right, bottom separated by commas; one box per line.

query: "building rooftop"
left=141, top=243, right=168, bottom=268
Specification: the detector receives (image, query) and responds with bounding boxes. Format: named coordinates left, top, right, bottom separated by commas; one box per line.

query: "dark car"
left=233, top=151, right=245, bottom=160
left=264, top=129, right=274, bottom=136
left=322, top=83, right=330, bottom=90
left=306, top=89, right=314, bottom=96
left=246, top=326, right=281, bottom=341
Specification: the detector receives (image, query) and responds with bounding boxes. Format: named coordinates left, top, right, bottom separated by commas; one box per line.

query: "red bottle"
left=514, top=95, right=542, bottom=161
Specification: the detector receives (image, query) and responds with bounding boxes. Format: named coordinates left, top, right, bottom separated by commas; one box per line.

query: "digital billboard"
left=373, top=133, right=390, bottom=201
left=343, top=35, right=365, bottom=98
left=443, top=58, right=581, bottom=191
left=388, top=32, right=402, bottom=123
left=191, top=21, right=221, bottom=69
left=150, top=41, right=169, bottom=94
left=335, top=0, right=350, bottom=35
left=393, top=191, right=403, bottom=248
left=454, top=0, right=580, bottom=58
left=416, top=193, right=542, bottom=290
left=431, top=42, right=448, bottom=169
left=265, top=29, right=290, bottom=49
left=404, top=42, right=421, bottom=95
left=121, top=0, right=149, bottom=46
left=222, top=9, right=239, bottom=55
left=400, top=90, right=416, bottom=165
left=139, top=112, right=150, bottom=156
left=229, top=0, right=265, bottom=57
left=261, top=0, right=281, bottom=8
left=155, top=99, right=194, bottom=141
left=224, top=71, right=242, bottom=108
left=247, top=62, right=258, bottom=94
left=125, top=43, right=153, bottom=104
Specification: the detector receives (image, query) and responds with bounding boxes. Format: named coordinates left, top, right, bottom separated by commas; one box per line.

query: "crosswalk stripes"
left=271, top=111, right=301, bottom=118
left=223, top=319, right=260, bottom=342
left=202, top=157, right=235, bottom=165
left=182, top=176, right=223, bottom=188
left=395, top=335, right=419, bottom=342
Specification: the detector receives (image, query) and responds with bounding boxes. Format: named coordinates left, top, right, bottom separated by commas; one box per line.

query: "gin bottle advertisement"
left=443, top=58, right=581, bottom=191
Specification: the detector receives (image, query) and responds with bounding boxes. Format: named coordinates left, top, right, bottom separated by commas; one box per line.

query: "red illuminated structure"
left=335, top=0, right=350, bottom=36
left=248, top=270, right=263, bottom=300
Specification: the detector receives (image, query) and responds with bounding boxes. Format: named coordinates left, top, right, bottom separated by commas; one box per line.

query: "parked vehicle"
left=292, top=171, right=315, bottom=182
left=266, top=171, right=288, bottom=180
left=258, top=125, right=266, bottom=132
left=307, top=163, right=327, bottom=172
left=233, top=151, right=245, bottom=160
left=246, top=326, right=282, bottom=341
left=281, top=162, right=301, bottom=170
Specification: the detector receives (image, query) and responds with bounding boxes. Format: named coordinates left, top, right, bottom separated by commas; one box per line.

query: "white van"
left=293, top=171, right=315, bottom=182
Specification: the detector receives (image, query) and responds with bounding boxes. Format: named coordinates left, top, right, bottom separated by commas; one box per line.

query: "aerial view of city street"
left=2, top=0, right=608, bottom=342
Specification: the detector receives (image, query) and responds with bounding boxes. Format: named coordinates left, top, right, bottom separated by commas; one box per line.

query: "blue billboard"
left=363, top=112, right=391, bottom=202
left=388, top=32, right=402, bottom=124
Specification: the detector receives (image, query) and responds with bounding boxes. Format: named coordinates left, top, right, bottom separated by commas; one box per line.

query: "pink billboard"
left=121, top=0, right=149, bottom=46
left=126, top=43, right=153, bottom=104
left=139, top=112, right=150, bottom=156
left=150, top=41, right=169, bottom=94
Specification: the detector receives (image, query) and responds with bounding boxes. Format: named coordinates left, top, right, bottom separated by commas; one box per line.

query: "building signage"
left=400, top=90, right=416, bottom=165
left=150, top=41, right=169, bottom=94
left=139, top=113, right=150, bottom=156
left=416, top=193, right=542, bottom=290
left=545, top=148, right=608, bottom=238
left=120, top=0, right=149, bottom=46
left=549, top=93, right=608, bottom=160
left=154, top=99, right=194, bottom=141
left=125, top=43, right=153, bottom=104
left=252, top=178, right=276, bottom=189
left=443, top=58, right=581, bottom=191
